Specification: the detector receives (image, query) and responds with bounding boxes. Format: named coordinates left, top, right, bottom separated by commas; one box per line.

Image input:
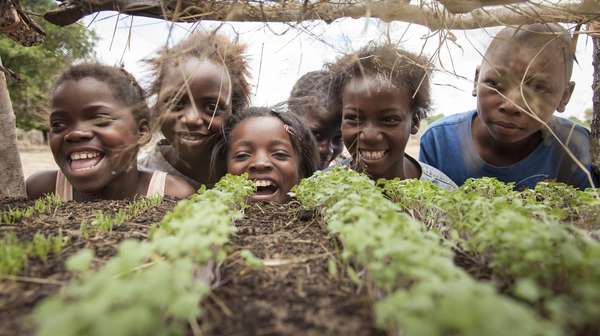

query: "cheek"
left=227, top=160, right=246, bottom=175
left=207, top=114, right=225, bottom=130
left=341, top=126, right=357, bottom=149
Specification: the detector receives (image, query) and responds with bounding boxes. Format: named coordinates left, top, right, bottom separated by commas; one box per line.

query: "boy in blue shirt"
left=420, top=23, right=597, bottom=189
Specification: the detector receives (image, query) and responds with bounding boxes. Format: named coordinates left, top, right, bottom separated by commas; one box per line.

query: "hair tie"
left=283, top=124, right=295, bottom=136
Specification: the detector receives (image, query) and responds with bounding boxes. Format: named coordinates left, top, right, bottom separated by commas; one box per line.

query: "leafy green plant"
left=34, top=174, right=255, bottom=336
left=88, top=195, right=163, bottom=233
left=294, top=168, right=558, bottom=335
left=0, top=233, right=28, bottom=276
left=381, top=176, right=600, bottom=332
left=240, top=249, right=263, bottom=270
left=30, top=232, right=65, bottom=263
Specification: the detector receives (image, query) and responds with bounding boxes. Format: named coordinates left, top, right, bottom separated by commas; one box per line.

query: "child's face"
left=227, top=116, right=300, bottom=203
left=304, top=107, right=342, bottom=169
left=341, top=76, right=417, bottom=180
left=49, top=78, right=145, bottom=192
left=475, top=39, right=574, bottom=144
left=157, top=57, right=232, bottom=157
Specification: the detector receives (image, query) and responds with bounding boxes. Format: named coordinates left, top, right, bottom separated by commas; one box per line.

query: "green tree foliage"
left=0, top=0, right=96, bottom=130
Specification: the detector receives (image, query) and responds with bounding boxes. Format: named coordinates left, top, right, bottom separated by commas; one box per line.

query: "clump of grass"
left=1, top=194, right=62, bottom=225
left=83, top=195, right=163, bottom=234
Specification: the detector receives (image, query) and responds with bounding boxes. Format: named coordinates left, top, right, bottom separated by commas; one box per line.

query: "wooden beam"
left=44, top=0, right=600, bottom=30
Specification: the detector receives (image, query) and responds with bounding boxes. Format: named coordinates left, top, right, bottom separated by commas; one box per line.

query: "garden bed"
left=0, top=198, right=177, bottom=336
left=200, top=202, right=379, bottom=335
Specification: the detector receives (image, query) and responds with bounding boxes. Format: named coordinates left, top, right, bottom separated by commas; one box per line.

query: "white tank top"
left=54, top=170, right=167, bottom=201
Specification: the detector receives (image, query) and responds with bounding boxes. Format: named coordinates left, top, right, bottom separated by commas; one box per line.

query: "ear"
left=472, top=66, right=480, bottom=97
left=411, top=113, right=421, bottom=135
left=556, top=81, right=575, bottom=113
left=137, top=119, right=151, bottom=146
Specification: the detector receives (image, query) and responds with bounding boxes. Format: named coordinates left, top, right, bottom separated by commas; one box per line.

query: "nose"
left=249, top=151, right=273, bottom=172
left=358, top=123, right=382, bottom=144
left=64, top=125, right=93, bottom=142
left=180, top=106, right=207, bottom=127
left=499, top=88, right=525, bottom=116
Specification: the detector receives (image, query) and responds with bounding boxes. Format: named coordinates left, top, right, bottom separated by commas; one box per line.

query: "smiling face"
left=227, top=116, right=301, bottom=203
left=49, top=78, right=144, bottom=192
left=475, top=35, right=574, bottom=144
left=157, top=57, right=232, bottom=158
left=303, top=107, right=342, bottom=169
left=341, top=76, right=417, bottom=180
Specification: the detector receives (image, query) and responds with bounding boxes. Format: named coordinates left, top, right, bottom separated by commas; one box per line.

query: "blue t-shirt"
left=419, top=110, right=597, bottom=190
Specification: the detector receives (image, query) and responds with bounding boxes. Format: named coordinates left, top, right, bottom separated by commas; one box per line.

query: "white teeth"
left=180, top=134, right=203, bottom=141
left=70, top=151, right=101, bottom=160
left=360, top=151, right=386, bottom=160
left=254, top=180, right=274, bottom=187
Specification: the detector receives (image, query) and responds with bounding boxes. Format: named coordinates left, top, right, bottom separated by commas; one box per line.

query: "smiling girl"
left=26, top=64, right=194, bottom=201
left=213, top=107, right=318, bottom=203
left=139, top=32, right=251, bottom=189
left=328, top=43, right=456, bottom=189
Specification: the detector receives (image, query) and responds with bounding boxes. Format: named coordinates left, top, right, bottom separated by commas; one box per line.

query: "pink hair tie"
left=283, top=124, right=295, bottom=136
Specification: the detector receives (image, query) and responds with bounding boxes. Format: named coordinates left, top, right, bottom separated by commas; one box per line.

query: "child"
left=26, top=63, right=194, bottom=201
left=213, top=107, right=319, bottom=203
left=420, top=23, right=597, bottom=190
left=140, top=32, right=251, bottom=189
left=287, top=70, right=343, bottom=169
left=328, top=43, right=456, bottom=189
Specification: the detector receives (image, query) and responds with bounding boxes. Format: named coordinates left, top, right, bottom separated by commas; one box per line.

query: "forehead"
left=303, top=105, right=340, bottom=129
left=230, top=116, right=293, bottom=146
left=342, top=76, right=411, bottom=111
left=52, top=77, right=120, bottom=107
left=483, top=38, right=568, bottom=80
left=159, top=57, right=231, bottom=98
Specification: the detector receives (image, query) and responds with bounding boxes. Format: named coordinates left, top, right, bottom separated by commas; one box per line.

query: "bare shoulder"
left=26, top=170, right=58, bottom=200
left=164, top=174, right=195, bottom=199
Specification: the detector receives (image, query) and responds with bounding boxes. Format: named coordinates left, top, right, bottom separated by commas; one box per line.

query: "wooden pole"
left=0, top=56, right=26, bottom=197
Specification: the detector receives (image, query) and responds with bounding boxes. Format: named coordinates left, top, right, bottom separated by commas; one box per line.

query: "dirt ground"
left=1, top=199, right=381, bottom=335
left=0, top=197, right=178, bottom=336
left=200, top=203, right=381, bottom=335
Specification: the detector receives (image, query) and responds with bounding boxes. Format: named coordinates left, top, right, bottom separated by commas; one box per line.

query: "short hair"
left=288, top=70, right=336, bottom=117
left=52, top=63, right=150, bottom=124
left=327, top=43, right=432, bottom=122
left=486, top=23, right=575, bottom=81
left=147, top=31, right=251, bottom=115
left=211, top=107, right=319, bottom=180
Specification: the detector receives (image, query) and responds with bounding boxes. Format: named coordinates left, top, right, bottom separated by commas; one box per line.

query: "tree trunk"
left=591, top=34, right=600, bottom=174
left=0, top=56, right=26, bottom=197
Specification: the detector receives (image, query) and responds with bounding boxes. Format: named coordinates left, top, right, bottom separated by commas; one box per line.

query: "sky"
left=80, top=12, right=595, bottom=120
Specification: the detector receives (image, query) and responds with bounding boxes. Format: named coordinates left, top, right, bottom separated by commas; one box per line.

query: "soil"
left=199, top=202, right=381, bottom=336
left=0, top=197, right=177, bottom=336
left=1, top=199, right=382, bottom=336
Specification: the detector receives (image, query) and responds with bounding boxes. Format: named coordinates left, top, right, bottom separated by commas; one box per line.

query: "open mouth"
left=68, top=150, right=105, bottom=173
left=177, top=132, right=208, bottom=143
left=252, top=179, right=279, bottom=200
left=359, top=150, right=387, bottom=161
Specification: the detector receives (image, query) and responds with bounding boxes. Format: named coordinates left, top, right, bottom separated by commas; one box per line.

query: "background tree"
left=0, top=0, right=96, bottom=131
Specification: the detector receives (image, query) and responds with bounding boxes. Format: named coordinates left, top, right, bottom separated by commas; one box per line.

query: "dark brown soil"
left=199, top=202, right=381, bottom=336
left=0, top=197, right=177, bottom=336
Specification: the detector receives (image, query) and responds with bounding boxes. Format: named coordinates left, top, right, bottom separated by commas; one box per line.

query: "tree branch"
left=44, top=0, right=600, bottom=30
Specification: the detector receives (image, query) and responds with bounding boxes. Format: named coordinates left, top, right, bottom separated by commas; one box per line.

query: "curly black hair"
left=288, top=70, right=336, bottom=117
left=52, top=63, right=150, bottom=124
left=327, top=43, right=432, bottom=122
left=147, top=31, right=251, bottom=116
left=211, top=107, right=319, bottom=181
